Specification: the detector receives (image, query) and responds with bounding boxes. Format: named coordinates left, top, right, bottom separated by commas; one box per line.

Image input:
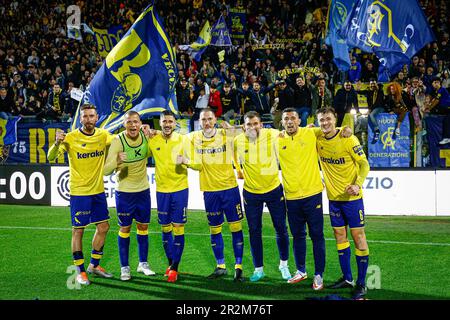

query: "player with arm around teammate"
left=104, top=110, right=156, bottom=281
left=233, top=111, right=291, bottom=282
left=47, top=103, right=114, bottom=285
left=315, top=106, right=370, bottom=300
left=188, top=108, right=245, bottom=282
left=278, top=107, right=326, bottom=290
left=148, top=110, right=201, bottom=283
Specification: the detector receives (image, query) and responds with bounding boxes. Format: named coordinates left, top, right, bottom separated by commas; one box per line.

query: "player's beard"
left=245, top=128, right=258, bottom=140
left=285, top=124, right=298, bottom=135
left=162, top=126, right=174, bottom=137
left=202, top=126, right=215, bottom=137
left=82, top=122, right=95, bottom=133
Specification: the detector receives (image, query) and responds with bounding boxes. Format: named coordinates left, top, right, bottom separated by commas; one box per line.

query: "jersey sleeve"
left=233, top=135, right=244, bottom=175
left=347, top=135, right=370, bottom=187
left=105, top=131, right=115, bottom=146
left=103, top=136, right=123, bottom=176
left=182, top=133, right=202, bottom=171
left=47, top=134, right=69, bottom=161
left=310, top=127, right=323, bottom=137
left=268, top=128, right=280, bottom=138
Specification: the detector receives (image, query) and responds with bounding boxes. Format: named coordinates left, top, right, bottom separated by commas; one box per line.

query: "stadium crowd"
left=1, top=0, right=450, bottom=146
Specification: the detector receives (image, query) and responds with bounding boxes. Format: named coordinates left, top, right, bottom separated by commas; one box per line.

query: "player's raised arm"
left=47, top=129, right=67, bottom=161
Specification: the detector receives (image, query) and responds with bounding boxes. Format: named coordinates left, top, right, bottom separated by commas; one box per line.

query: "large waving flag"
left=71, top=2, right=178, bottom=133
left=0, top=117, right=21, bottom=145
left=325, top=0, right=355, bottom=71
left=340, top=0, right=435, bottom=81
left=178, top=21, right=212, bottom=62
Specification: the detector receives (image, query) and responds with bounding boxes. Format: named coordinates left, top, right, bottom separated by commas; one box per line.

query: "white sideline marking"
left=0, top=225, right=449, bottom=247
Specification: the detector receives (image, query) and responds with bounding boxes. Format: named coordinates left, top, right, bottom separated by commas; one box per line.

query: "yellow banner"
left=277, top=66, right=322, bottom=78
left=93, top=26, right=125, bottom=58
left=251, top=43, right=285, bottom=50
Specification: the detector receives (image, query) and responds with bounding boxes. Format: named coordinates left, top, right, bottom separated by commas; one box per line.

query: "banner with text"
left=368, top=113, right=411, bottom=167
left=228, top=8, right=246, bottom=43
left=6, top=121, right=70, bottom=164
left=93, top=25, right=125, bottom=58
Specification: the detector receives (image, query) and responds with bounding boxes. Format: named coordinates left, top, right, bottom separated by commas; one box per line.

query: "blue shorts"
left=203, top=186, right=243, bottom=227
left=115, top=189, right=151, bottom=227
left=157, top=188, right=188, bottom=225
left=329, top=199, right=365, bottom=229
left=70, top=193, right=110, bottom=228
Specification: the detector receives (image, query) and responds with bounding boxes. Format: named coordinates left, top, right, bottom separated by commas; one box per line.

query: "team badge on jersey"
left=353, top=145, right=364, bottom=156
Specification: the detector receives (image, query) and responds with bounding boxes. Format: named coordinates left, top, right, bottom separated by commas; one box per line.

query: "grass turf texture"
left=0, top=205, right=449, bottom=300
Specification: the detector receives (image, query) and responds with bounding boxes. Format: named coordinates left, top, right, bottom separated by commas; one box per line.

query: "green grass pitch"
left=0, top=205, right=449, bottom=300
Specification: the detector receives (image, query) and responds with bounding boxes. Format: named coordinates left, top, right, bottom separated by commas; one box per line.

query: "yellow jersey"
left=188, top=129, right=238, bottom=192
left=148, top=132, right=200, bottom=193
left=234, top=128, right=281, bottom=194
left=316, top=131, right=370, bottom=201
left=47, top=128, right=114, bottom=196
left=278, top=128, right=323, bottom=200
left=104, top=131, right=150, bottom=193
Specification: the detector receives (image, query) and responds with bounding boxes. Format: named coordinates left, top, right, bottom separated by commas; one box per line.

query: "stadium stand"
left=0, top=0, right=449, bottom=167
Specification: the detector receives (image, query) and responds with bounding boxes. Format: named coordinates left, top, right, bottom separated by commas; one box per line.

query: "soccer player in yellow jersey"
left=148, top=110, right=201, bottom=283
left=234, top=111, right=291, bottom=282
left=278, top=108, right=326, bottom=290
left=47, top=104, right=114, bottom=286
left=188, top=108, right=245, bottom=282
left=104, top=111, right=156, bottom=281
left=316, top=106, right=370, bottom=300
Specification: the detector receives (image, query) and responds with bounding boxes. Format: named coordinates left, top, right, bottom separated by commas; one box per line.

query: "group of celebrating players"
left=47, top=103, right=370, bottom=300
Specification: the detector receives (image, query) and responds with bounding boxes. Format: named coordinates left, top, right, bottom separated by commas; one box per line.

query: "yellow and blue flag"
left=72, top=2, right=178, bottom=133
left=93, top=25, right=125, bottom=58
left=340, top=0, right=435, bottom=81
left=0, top=117, right=21, bottom=145
left=325, top=0, right=355, bottom=71
left=179, top=21, right=212, bottom=62
left=67, top=25, right=82, bottom=41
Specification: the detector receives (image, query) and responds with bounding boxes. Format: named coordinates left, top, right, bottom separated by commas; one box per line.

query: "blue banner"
left=211, top=16, right=232, bottom=47
left=368, top=113, right=410, bottom=167
left=5, top=121, right=70, bottom=164
left=0, top=116, right=21, bottom=145
left=73, top=2, right=178, bottom=133
left=340, top=0, right=435, bottom=79
left=325, top=0, right=355, bottom=71
left=424, top=116, right=450, bottom=168
left=228, top=7, right=246, bottom=43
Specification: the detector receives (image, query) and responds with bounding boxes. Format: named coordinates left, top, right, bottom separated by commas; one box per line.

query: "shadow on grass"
left=89, top=273, right=447, bottom=300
